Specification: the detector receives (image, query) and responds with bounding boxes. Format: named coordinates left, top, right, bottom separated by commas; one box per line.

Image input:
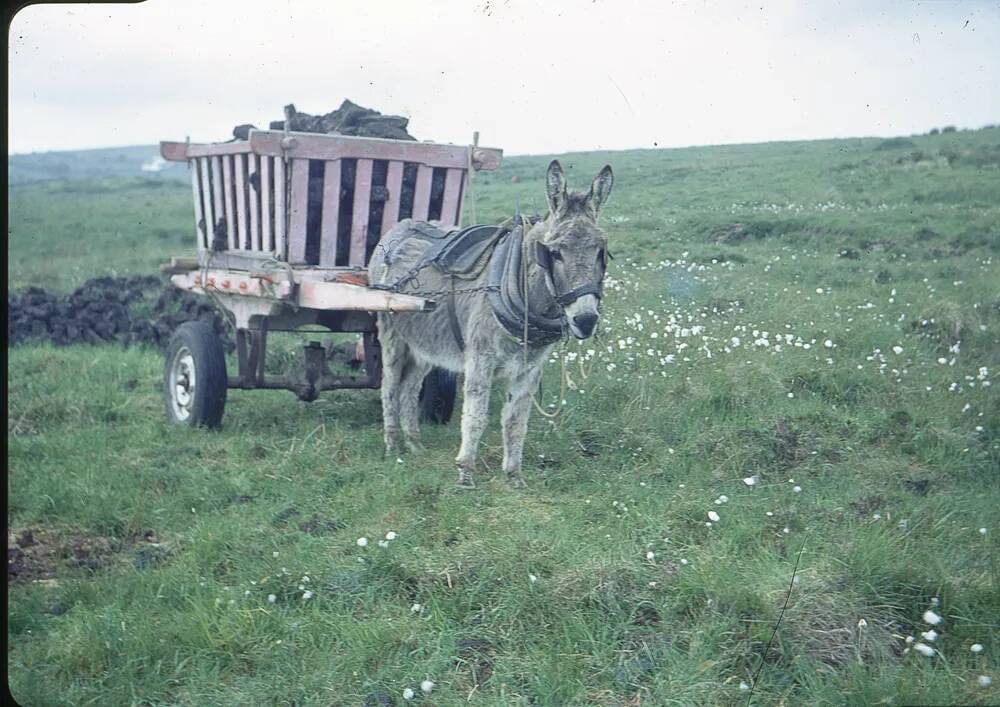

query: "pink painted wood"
left=160, top=141, right=253, bottom=159
left=189, top=162, right=206, bottom=250
left=234, top=154, right=249, bottom=250
left=247, top=152, right=267, bottom=251
left=249, top=131, right=502, bottom=171
left=260, top=156, right=272, bottom=252
left=350, top=159, right=374, bottom=266
left=440, top=168, right=465, bottom=227
left=199, top=158, right=214, bottom=243
left=381, top=161, right=404, bottom=235
left=210, top=157, right=224, bottom=240
left=221, top=155, right=237, bottom=250
left=287, top=158, right=310, bottom=264
left=411, top=165, right=433, bottom=222
left=273, top=157, right=287, bottom=259
left=319, top=160, right=342, bottom=266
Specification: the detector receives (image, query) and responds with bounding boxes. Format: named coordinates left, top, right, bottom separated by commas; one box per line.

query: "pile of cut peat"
left=8, top=276, right=234, bottom=351
left=232, top=99, right=416, bottom=141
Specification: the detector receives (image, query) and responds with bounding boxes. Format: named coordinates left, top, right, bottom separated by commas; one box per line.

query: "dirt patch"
left=848, top=495, right=885, bottom=518
left=7, top=526, right=170, bottom=584
left=8, top=275, right=234, bottom=352
left=454, top=637, right=496, bottom=689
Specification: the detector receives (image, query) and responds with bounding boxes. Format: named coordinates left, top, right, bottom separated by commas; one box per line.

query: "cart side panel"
left=319, top=160, right=342, bottom=266
left=248, top=154, right=262, bottom=251
left=349, top=159, right=374, bottom=266
left=381, top=160, right=405, bottom=236
left=189, top=161, right=206, bottom=251
left=288, top=158, right=310, bottom=264
left=274, top=157, right=287, bottom=260
left=441, top=168, right=464, bottom=228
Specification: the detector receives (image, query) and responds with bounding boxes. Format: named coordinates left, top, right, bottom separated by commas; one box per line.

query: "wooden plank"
left=287, top=158, right=310, bottom=264
left=249, top=130, right=502, bottom=171
left=261, top=156, right=272, bottom=253
left=190, top=161, right=206, bottom=250
left=440, top=168, right=464, bottom=227
left=222, top=155, right=237, bottom=250
left=161, top=141, right=190, bottom=162
left=199, top=158, right=214, bottom=243
left=235, top=154, right=248, bottom=250
left=319, top=159, right=342, bottom=266
left=381, top=160, right=404, bottom=235
left=411, top=165, right=433, bottom=222
left=181, top=141, right=253, bottom=158
left=210, top=157, right=224, bottom=244
left=349, top=159, right=374, bottom=265
left=248, top=153, right=261, bottom=252
left=297, top=280, right=433, bottom=312
left=274, top=157, right=287, bottom=259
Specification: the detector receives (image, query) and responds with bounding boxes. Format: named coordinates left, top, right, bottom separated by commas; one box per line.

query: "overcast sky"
left=8, top=0, right=1000, bottom=155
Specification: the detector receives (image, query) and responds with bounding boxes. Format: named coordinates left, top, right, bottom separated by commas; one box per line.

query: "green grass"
left=8, top=127, right=1000, bottom=705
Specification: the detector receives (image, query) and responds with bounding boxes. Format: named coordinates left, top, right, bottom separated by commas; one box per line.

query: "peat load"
left=8, top=276, right=233, bottom=351
left=232, top=100, right=417, bottom=142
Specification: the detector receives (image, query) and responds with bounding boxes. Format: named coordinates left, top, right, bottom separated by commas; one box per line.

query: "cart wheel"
left=164, top=320, right=228, bottom=429
left=419, top=367, right=458, bottom=424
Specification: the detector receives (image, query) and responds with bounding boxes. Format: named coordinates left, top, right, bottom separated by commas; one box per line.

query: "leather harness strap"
left=447, top=274, right=466, bottom=351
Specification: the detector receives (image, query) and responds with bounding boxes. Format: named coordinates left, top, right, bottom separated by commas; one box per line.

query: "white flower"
left=646, top=551, right=656, bottom=560
left=272, top=551, right=279, bottom=558
left=980, top=528, right=988, bottom=535
left=680, top=558, right=689, bottom=565
left=718, top=495, right=729, bottom=503
left=411, top=603, right=422, bottom=613
left=421, top=680, right=435, bottom=694
left=529, top=574, right=538, bottom=583
left=378, top=540, right=390, bottom=548
left=708, top=511, right=720, bottom=522
left=793, top=485, right=802, bottom=493
left=743, top=475, right=759, bottom=486
left=857, top=619, right=868, bottom=628
left=905, top=635, right=915, bottom=644
left=267, top=594, right=277, bottom=604
left=403, top=687, right=415, bottom=700
left=356, top=537, right=368, bottom=547
left=302, top=590, right=314, bottom=600
left=923, top=610, right=943, bottom=625
left=913, top=642, right=936, bottom=657
left=739, top=681, right=750, bottom=691
left=971, top=643, right=984, bottom=653
left=386, top=531, right=398, bottom=540
left=921, top=630, right=938, bottom=642
left=824, top=339, right=834, bottom=348
left=893, top=346, right=904, bottom=355
left=930, top=597, right=939, bottom=606
left=978, top=676, right=992, bottom=687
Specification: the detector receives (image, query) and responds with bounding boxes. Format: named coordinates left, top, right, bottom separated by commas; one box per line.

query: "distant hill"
left=8, top=145, right=187, bottom=185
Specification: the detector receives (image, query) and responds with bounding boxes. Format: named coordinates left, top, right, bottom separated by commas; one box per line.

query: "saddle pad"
left=435, top=224, right=507, bottom=277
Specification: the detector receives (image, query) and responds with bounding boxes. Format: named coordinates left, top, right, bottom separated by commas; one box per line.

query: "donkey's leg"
left=398, top=359, right=433, bottom=453
left=377, top=316, right=406, bottom=456
left=455, top=350, right=495, bottom=488
left=501, top=364, right=544, bottom=489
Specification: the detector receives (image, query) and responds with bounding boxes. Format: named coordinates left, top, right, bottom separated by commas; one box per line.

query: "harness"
left=373, top=215, right=605, bottom=350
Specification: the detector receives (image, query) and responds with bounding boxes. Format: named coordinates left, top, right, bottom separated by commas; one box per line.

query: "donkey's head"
left=535, top=160, right=614, bottom=339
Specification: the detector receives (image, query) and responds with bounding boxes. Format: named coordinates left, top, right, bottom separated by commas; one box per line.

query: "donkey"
left=369, top=160, right=614, bottom=488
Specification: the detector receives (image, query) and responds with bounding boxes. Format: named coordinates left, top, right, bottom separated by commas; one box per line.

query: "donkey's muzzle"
left=572, top=312, right=598, bottom=338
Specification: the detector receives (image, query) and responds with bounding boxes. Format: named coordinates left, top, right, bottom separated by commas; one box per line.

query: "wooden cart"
left=159, top=129, right=502, bottom=428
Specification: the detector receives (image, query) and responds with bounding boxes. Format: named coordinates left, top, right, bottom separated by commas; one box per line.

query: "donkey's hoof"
left=507, top=474, right=528, bottom=489
left=455, top=470, right=476, bottom=489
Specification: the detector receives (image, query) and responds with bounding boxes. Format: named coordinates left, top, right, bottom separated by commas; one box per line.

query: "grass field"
left=7, top=128, right=1000, bottom=706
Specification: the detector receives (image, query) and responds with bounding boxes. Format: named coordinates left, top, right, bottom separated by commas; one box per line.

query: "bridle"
left=532, top=238, right=609, bottom=307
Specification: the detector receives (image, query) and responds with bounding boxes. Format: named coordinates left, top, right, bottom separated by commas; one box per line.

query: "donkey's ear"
left=587, top=165, right=614, bottom=218
left=546, top=160, right=567, bottom=214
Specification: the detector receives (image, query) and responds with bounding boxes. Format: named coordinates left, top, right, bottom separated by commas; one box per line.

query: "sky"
left=8, top=0, right=1000, bottom=156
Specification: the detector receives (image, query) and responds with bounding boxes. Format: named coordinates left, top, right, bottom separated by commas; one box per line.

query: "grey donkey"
left=369, top=160, right=614, bottom=488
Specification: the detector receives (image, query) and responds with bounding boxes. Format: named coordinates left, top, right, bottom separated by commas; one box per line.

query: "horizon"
left=9, top=0, right=1000, bottom=157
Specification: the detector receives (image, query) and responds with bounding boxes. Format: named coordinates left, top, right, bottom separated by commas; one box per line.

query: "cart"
left=159, top=129, right=502, bottom=428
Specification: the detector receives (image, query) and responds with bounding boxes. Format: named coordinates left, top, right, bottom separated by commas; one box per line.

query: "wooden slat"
left=440, top=168, right=464, bottom=227
left=381, top=160, right=404, bottom=235
left=248, top=153, right=261, bottom=251
left=349, top=159, right=374, bottom=266
left=235, top=154, right=249, bottom=250
left=189, top=161, right=206, bottom=250
left=274, top=157, right=287, bottom=259
left=199, top=158, right=214, bottom=244
left=222, top=155, right=237, bottom=250
left=210, top=157, right=224, bottom=244
left=249, top=131, right=503, bottom=171
left=160, top=141, right=253, bottom=160
left=261, top=156, right=272, bottom=253
left=319, top=159, right=342, bottom=266
left=411, top=165, right=433, bottom=222
left=287, top=158, right=310, bottom=264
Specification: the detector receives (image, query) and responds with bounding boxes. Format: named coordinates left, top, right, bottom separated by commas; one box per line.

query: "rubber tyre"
left=419, top=367, right=458, bottom=424
left=164, top=320, right=228, bottom=429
